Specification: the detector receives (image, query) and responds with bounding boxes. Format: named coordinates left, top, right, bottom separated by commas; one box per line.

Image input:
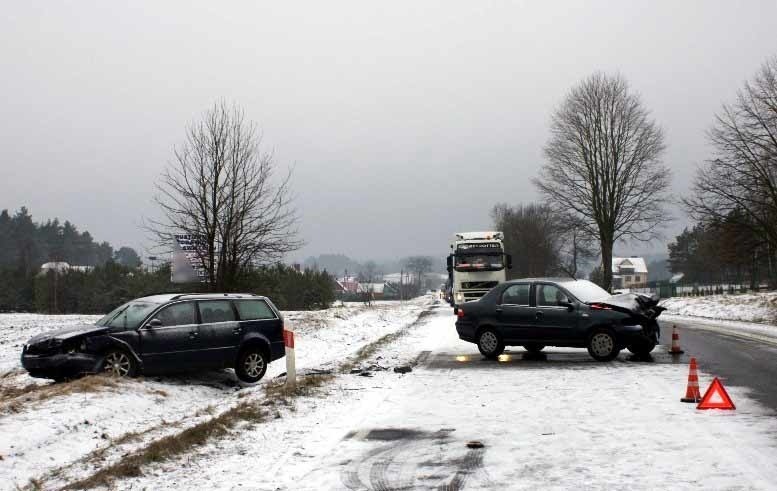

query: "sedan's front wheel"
left=102, top=350, right=137, bottom=377
left=587, top=329, right=620, bottom=361
left=477, top=329, right=504, bottom=359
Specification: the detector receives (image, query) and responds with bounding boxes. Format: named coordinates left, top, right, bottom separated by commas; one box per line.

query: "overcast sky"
left=2, top=1, right=776, bottom=263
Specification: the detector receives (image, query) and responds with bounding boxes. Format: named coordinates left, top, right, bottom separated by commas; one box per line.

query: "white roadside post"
left=284, top=322, right=296, bottom=389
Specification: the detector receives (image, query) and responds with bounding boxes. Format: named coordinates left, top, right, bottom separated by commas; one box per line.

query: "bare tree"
left=491, top=203, right=561, bottom=278
left=555, top=212, right=597, bottom=279
left=534, top=73, right=670, bottom=291
left=402, top=256, right=433, bottom=295
left=684, top=56, right=777, bottom=285
left=149, top=101, right=301, bottom=291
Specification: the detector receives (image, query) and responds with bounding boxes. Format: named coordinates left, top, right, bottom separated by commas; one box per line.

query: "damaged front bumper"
left=21, top=347, right=102, bottom=379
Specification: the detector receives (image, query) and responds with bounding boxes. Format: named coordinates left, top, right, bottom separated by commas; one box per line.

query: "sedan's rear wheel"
left=477, top=329, right=504, bottom=359
left=102, top=350, right=137, bottom=377
left=587, top=329, right=620, bottom=361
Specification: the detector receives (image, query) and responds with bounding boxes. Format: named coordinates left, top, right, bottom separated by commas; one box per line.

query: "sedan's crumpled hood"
left=28, top=324, right=109, bottom=345
left=593, top=293, right=665, bottom=320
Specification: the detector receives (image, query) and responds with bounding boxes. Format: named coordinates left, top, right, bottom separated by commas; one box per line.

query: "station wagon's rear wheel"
left=477, top=328, right=504, bottom=359
left=587, top=329, right=620, bottom=362
left=102, top=350, right=137, bottom=377
left=236, top=347, right=268, bottom=383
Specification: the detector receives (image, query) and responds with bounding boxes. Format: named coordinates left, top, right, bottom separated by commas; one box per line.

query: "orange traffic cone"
left=681, top=357, right=701, bottom=403
left=668, top=325, right=684, bottom=355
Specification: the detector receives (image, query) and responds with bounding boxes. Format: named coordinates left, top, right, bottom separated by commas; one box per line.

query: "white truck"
left=446, top=231, right=511, bottom=310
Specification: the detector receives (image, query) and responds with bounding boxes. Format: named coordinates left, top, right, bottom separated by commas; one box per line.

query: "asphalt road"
left=660, top=319, right=777, bottom=413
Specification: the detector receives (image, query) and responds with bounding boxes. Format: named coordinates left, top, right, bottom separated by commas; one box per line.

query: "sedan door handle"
left=535, top=311, right=544, bottom=319
left=495, top=308, right=503, bottom=314
left=232, top=327, right=242, bottom=335
left=189, top=330, right=199, bottom=339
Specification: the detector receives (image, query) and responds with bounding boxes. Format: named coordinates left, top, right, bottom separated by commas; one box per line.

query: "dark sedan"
left=455, top=278, right=664, bottom=361
left=21, top=293, right=285, bottom=383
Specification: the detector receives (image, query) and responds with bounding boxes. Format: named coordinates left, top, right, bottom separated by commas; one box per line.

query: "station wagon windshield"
left=96, top=301, right=160, bottom=330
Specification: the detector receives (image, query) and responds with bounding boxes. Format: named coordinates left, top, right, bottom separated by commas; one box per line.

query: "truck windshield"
left=455, top=253, right=504, bottom=271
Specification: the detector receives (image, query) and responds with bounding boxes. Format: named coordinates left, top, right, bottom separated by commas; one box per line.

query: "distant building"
left=337, top=275, right=360, bottom=294
left=612, top=257, right=648, bottom=289
left=39, top=262, right=93, bottom=275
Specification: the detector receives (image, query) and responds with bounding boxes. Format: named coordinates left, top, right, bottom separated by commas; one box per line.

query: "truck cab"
left=447, top=231, right=511, bottom=311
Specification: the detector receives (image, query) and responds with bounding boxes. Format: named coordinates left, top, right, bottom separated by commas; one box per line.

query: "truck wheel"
left=235, top=346, right=268, bottom=383
left=477, top=329, right=504, bottom=359
left=587, top=328, right=620, bottom=362
left=522, top=344, right=545, bottom=353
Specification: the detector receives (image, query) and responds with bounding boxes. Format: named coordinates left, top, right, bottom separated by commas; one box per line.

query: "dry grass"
left=63, top=401, right=264, bottom=490
left=1, top=375, right=121, bottom=415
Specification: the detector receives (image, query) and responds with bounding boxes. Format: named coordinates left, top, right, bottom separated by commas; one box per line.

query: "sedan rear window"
left=235, top=300, right=276, bottom=320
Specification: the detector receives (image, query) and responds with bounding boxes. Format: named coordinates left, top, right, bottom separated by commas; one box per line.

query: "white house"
left=612, top=257, right=648, bottom=289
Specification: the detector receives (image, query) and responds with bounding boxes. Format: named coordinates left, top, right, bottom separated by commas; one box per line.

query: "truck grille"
left=461, top=281, right=498, bottom=290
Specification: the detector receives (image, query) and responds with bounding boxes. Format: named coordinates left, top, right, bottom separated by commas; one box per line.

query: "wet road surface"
left=660, top=319, right=777, bottom=413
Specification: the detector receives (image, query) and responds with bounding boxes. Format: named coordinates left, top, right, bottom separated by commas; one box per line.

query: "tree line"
left=0, top=207, right=335, bottom=313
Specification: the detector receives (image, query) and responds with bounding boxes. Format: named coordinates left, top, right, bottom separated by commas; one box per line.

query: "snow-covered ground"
left=660, top=292, right=777, bottom=324
left=111, top=304, right=777, bottom=490
left=0, top=298, right=430, bottom=489
left=660, top=292, right=777, bottom=344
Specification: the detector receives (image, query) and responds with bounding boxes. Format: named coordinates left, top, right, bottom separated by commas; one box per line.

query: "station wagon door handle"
left=535, top=311, right=544, bottom=319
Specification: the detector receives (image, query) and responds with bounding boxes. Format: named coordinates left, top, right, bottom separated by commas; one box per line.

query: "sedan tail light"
left=457, top=309, right=465, bottom=319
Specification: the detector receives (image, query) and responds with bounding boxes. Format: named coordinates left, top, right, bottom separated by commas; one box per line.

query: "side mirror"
left=147, top=318, right=163, bottom=328
left=558, top=298, right=574, bottom=312
left=506, top=254, right=513, bottom=269
left=446, top=255, right=453, bottom=272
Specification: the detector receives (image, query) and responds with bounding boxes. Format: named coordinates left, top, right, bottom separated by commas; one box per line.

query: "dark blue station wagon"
left=21, top=293, right=285, bottom=383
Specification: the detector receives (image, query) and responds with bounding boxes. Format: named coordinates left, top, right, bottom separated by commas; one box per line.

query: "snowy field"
left=660, top=292, right=777, bottom=324
left=96, top=304, right=777, bottom=490
left=0, top=298, right=430, bottom=489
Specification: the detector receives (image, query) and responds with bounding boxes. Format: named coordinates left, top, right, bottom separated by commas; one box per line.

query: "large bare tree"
left=150, top=101, right=301, bottom=291
left=684, top=56, right=777, bottom=285
left=491, top=203, right=561, bottom=278
left=534, top=73, right=670, bottom=291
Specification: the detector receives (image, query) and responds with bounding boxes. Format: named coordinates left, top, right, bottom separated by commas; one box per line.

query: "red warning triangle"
left=697, top=377, right=736, bottom=410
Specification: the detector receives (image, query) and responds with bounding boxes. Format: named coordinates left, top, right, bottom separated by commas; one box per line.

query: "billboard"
left=171, top=234, right=210, bottom=283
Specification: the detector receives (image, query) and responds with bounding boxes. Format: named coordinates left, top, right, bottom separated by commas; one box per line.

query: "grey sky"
left=2, top=1, right=776, bottom=264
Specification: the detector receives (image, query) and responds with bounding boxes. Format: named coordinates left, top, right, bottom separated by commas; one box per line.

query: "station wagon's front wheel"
left=477, top=329, right=504, bottom=359
left=587, top=329, right=620, bottom=362
left=102, top=350, right=137, bottom=378
left=235, top=347, right=268, bottom=383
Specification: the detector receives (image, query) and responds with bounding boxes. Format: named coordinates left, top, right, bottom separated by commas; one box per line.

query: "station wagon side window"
left=198, top=300, right=237, bottom=323
left=234, top=300, right=277, bottom=320
left=536, top=284, right=566, bottom=308
left=500, top=284, right=530, bottom=306
left=154, top=302, right=197, bottom=327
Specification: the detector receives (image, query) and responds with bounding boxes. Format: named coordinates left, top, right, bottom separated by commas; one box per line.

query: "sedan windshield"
left=96, top=301, right=160, bottom=330
left=561, top=280, right=611, bottom=303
